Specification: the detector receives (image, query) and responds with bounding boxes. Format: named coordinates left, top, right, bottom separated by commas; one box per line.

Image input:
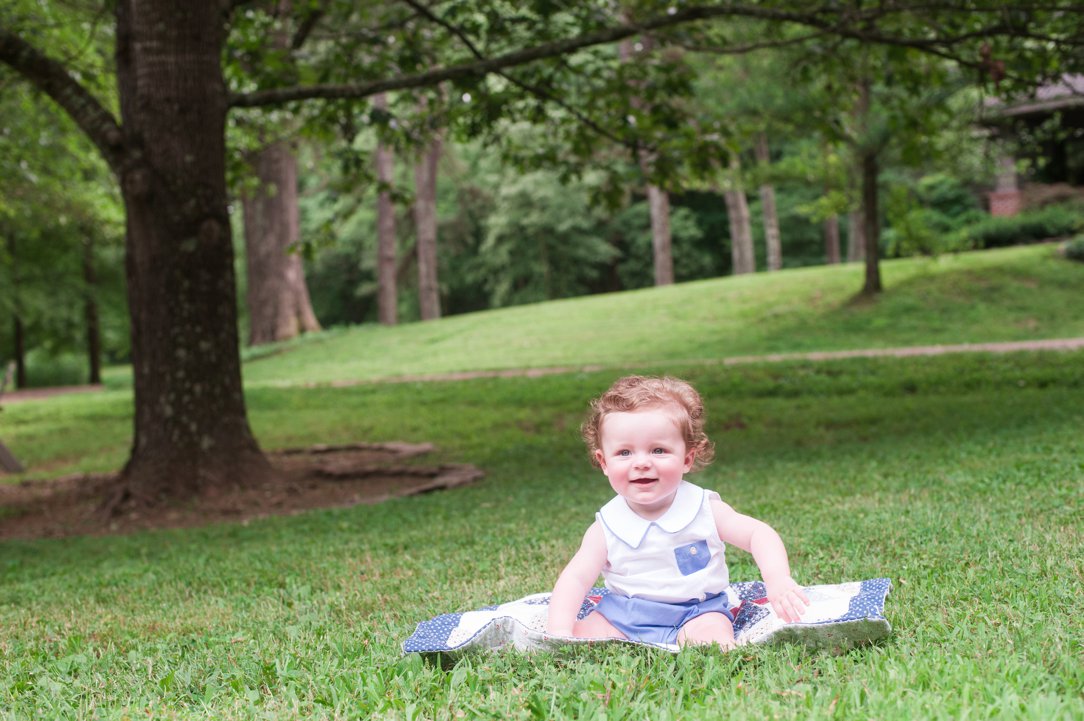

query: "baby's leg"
left=677, top=612, right=735, bottom=650
left=573, top=611, right=627, bottom=640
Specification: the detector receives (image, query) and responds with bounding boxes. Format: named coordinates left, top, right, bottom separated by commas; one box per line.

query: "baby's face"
left=594, top=406, right=694, bottom=520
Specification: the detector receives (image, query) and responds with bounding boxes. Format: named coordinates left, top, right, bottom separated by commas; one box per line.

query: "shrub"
left=1064, top=235, right=1084, bottom=262
left=883, top=177, right=984, bottom=257
left=957, top=203, right=1084, bottom=249
left=22, top=350, right=87, bottom=388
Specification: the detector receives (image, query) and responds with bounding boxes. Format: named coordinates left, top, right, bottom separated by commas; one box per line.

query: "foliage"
left=957, top=203, right=1084, bottom=249
left=476, top=170, right=617, bottom=306
left=882, top=173, right=986, bottom=257
left=222, top=244, right=1084, bottom=388
left=0, top=74, right=127, bottom=383
left=2, top=351, right=1082, bottom=718
left=1063, top=235, right=1084, bottom=263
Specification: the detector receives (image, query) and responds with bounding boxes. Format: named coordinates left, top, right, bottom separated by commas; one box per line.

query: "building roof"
left=984, top=74, right=1084, bottom=118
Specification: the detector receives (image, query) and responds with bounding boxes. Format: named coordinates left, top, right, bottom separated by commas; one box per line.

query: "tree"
left=1, top=1, right=742, bottom=505
left=4, top=0, right=1078, bottom=506
left=723, top=156, right=756, bottom=274
left=620, top=33, right=674, bottom=286
left=373, top=92, right=399, bottom=326
left=754, top=132, right=782, bottom=271
left=413, top=126, right=443, bottom=320
left=241, top=139, right=323, bottom=345
left=1, top=72, right=121, bottom=388
left=233, top=0, right=322, bottom=346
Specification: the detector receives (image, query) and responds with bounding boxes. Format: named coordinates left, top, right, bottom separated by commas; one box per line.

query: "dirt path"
left=5, top=337, right=1084, bottom=403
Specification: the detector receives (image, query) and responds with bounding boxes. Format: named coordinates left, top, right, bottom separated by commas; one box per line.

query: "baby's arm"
left=546, top=521, right=608, bottom=636
left=710, top=499, right=809, bottom=623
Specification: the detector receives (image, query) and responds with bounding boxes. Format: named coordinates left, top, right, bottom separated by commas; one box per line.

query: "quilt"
left=404, top=578, right=892, bottom=658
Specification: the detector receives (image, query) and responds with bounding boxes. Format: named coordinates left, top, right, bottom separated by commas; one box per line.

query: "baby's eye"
left=617, top=450, right=631, bottom=457
left=652, top=448, right=667, bottom=454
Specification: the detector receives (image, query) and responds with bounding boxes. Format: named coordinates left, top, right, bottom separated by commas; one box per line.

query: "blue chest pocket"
left=674, top=540, right=711, bottom=576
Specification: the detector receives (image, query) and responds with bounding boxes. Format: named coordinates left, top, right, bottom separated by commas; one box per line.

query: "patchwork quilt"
left=404, top=578, right=892, bottom=657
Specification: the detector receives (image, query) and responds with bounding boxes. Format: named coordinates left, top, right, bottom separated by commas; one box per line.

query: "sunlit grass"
left=90, top=243, right=1084, bottom=391
left=1, top=242, right=1082, bottom=718
left=1, top=352, right=1082, bottom=718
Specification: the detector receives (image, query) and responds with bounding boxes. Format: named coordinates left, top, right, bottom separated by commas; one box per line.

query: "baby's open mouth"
left=630, top=478, right=657, bottom=485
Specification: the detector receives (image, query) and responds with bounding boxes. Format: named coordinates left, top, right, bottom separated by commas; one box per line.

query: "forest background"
left=3, top=1, right=1082, bottom=390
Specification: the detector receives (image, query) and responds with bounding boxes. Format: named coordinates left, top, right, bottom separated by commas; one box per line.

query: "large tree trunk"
left=374, top=93, right=398, bottom=326
left=824, top=215, right=841, bottom=265
left=861, top=148, right=882, bottom=293
left=414, top=135, right=441, bottom=321
left=114, top=0, right=270, bottom=503
left=241, top=140, right=321, bottom=345
left=82, top=235, right=102, bottom=385
left=754, top=132, right=782, bottom=272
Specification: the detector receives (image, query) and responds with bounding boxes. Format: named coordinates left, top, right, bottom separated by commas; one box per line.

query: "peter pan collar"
left=597, top=480, right=705, bottom=549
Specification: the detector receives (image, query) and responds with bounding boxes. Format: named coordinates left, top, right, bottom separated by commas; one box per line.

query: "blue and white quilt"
left=404, top=578, right=892, bottom=657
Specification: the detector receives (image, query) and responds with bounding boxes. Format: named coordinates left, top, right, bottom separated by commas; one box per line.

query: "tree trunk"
left=414, top=135, right=441, bottom=321
left=114, top=0, right=270, bottom=503
left=374, top=93, right=398, bottom=326
left=824, top=215, right=841, bottom=265
left=11, top=315, right=25, bottom=390
left=847, top=209, right=866, bottom=261
left=724, top=156, right=755, bottom=275
left=754, top=132, right=782, bottom=272
left=82, top=235, right=102, bottom=385
left=853, top=75, right=881, bottom=293
left=861, top=148, right=882, bottom=293
left=619, top=34, right=674, bottom=286
left=647, top=185, right=674, bottom=285
left=8, top=236, right=26, bottom=389
left=241, top=140, right=321, bottom=346
left=724, top=189, right=755, bottom=275
left=0, top=440, right=24, bottom=474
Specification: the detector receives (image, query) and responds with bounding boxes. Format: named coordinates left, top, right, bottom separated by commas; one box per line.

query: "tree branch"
left=226, top=2, right=1081, bottom=109
left=228, top=4, right=791, bottom=108
left=397, top=0, right=637, bottom=151
left=677, top=30, right=832, bottom=55
left=0, top=26, right=125, bottom=173
left=290, top=0, right=328, bottom=51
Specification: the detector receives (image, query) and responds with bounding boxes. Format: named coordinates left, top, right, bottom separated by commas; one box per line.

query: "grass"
left=88, top=243, right=1084, bottom=391
left=1, top=352, right=1083, bottom=719
left=1, top=243, right=1082, bottom=719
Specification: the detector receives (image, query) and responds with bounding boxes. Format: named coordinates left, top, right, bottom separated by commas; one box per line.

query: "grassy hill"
left=1, top=243, right=1082, bottom=719
left=237, top=243, right=1084, bottom=387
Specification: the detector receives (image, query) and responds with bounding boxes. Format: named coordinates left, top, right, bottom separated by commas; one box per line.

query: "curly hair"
left=581, top=375, right=715, bottom=471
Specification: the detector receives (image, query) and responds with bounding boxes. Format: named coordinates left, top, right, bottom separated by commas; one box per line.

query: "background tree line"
left=2, top=0, right=1080, bottom=507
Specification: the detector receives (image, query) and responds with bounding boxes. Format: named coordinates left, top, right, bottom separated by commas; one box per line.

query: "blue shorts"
left=592, top=592, right=736, bottom=645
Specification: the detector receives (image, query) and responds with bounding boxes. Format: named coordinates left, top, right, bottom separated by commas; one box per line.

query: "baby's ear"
left=594, top=449, right=606, bottom=469
left=683, top=448, right=696, bottom=472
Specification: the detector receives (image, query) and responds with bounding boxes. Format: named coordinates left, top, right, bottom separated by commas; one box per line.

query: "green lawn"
left=1, top=244, right=1082, bottom=719
left=91, top=243, right=1084, bottom=391
left=2, top=351, right=1082, bottom=719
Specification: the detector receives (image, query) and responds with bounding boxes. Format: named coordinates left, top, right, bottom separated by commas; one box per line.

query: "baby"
left=546, top=375, right=808, bottom=648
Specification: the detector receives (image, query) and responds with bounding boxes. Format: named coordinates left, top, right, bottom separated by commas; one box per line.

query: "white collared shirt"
left=597, top=480, right=729, bottom=603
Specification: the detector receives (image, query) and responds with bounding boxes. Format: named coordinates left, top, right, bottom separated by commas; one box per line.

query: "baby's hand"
left=765, top=576, right=810, bottom=624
